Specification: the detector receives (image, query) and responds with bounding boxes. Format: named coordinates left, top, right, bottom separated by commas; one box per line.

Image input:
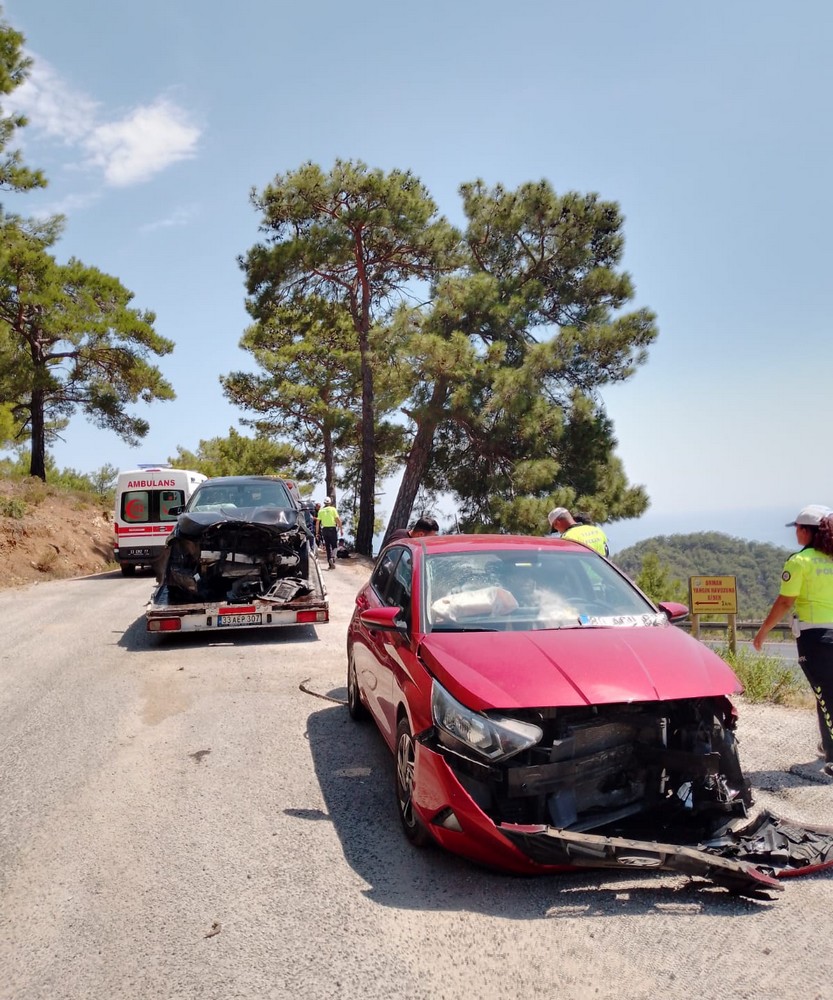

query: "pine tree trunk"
left=382, top=420, right=437, bottom=546
left=354, top=277, right=376, bottom=556
left=29, top=385, right=47, bottom=481
left=382, top=378, right=450, bottom=546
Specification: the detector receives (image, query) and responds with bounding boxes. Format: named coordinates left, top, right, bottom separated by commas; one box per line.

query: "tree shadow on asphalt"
left=299, top=701, right=782, bottom=918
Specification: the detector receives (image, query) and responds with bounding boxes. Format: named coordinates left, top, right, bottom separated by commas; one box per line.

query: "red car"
left=347, top=535, right=833, bottom=895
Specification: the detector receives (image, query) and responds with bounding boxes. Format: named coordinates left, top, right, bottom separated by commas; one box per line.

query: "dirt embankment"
left=0, top=479, right=114, bottom=589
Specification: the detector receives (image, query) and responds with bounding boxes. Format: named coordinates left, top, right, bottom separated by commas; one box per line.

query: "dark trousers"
left=796, top=628, right=833, bottom=763
left=321, top=526, right=338, bottom=565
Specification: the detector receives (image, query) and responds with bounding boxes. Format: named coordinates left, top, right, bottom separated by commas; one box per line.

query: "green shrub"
left=20, top=477, right=48, bottom=506
left=0, top=496, right=26, bottom=519
left=715, top=644, right=809, bottom=706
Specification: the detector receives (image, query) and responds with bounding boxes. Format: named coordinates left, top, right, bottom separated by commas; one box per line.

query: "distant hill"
left=614, top=532, right=793, bottom=620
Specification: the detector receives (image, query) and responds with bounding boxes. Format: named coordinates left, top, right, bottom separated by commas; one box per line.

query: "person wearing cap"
left=753, top=504, right=833, bottom=777
left=547, top=507, right=609, bottom=557
left=314, top=497, right=342, bottom=569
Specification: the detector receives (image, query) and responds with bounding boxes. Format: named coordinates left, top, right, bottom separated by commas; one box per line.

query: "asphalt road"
left=1, top=559, right=831, bottom=1000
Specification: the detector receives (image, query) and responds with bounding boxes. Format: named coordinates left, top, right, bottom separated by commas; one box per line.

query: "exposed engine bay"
left=433, top=696, right=751, bottom=838
left=429, top=695, right=833, bottom=893
left=158, top=507, right=313, bottom=605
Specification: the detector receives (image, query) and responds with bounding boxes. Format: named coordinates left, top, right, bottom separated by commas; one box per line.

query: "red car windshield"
left=424, top=548, right=657, bottom=631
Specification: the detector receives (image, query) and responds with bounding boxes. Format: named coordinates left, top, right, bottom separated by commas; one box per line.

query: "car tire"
left=347, top=651, right=367, bottom=721
left=120, top=564, right=136, bottom=577
left=395, top=716, right=431, bottom=847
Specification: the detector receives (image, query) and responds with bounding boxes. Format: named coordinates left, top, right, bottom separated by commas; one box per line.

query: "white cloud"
left=8, top=56, right=201, bottom=188
left=85, top=100, right=200, bottom=187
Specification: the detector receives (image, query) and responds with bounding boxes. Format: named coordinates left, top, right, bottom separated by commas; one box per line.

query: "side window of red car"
left=385, top=550, right=413, bottom=613
left=371, top=548, right=400, bottom=600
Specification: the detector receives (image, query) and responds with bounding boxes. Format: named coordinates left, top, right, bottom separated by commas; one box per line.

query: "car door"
left=354, top=546, right=413, bottom=746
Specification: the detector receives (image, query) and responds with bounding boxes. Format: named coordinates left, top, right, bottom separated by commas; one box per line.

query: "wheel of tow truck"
left=347, top=651, right=368, bottom=722
left=120, top=564, right=136, bottom=577
left=395, top=716, right=431, bottom=847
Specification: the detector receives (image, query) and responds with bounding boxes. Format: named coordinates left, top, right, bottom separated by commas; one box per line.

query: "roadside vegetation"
left=714, top=644, right=812, bottom=707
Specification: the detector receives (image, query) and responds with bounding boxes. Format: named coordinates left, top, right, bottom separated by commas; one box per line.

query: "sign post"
left=688, top=576, right=739, bottom=653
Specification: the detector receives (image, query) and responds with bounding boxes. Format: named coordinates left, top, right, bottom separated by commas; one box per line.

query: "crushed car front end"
left=161, top=507, right=313, bottom=604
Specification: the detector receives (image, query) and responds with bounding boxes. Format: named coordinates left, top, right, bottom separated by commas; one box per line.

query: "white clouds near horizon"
left=8, top=58, right=201, bottom=187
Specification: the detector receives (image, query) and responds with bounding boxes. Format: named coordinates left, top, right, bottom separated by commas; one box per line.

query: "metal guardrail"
left=686, top=621, right=792, bottom=634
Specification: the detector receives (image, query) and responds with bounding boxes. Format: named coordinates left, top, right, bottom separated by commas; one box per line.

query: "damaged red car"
left=347, top=535, right=833, bottom=896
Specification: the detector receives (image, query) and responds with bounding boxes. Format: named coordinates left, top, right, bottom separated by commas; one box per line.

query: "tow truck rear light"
left=296, top=610, right=328, bottom=623
left=148, top=618, right=182, bottom=632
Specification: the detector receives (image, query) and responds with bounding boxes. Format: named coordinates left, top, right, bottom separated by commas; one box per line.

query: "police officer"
left=314, top=497, right=342, bottom=569
left=753, top=504, right=833, bottom=777
left=547, top=507, right=609, bottom=557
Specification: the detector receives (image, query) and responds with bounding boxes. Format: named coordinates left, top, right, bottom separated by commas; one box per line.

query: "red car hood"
left=417, top=625, right=742, bottom=711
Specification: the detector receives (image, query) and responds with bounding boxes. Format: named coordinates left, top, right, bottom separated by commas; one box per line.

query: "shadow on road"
left=301, top=702, right=776, bottom=917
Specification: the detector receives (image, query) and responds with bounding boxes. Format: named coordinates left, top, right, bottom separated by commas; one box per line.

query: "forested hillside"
left=613, top=532, right=793, bottom=620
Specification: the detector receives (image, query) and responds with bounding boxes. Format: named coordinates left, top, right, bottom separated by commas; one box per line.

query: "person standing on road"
left=547, top=507, right=609, bottom=557
left=314, top=497, right=342, bottom=570
left=753, top=504, right=833, bottom=777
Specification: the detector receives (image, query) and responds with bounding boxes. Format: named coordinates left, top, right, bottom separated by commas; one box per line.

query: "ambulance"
left=113, top=466, right=207, bottom=575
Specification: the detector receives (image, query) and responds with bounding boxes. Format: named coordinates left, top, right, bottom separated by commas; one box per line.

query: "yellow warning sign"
left=689, top=576, right=738, bottom=615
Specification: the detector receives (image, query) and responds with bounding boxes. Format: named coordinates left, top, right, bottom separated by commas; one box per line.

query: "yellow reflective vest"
left=562, top=523, right=609, bottom=557
left=779, top=546, right=833, bottom=623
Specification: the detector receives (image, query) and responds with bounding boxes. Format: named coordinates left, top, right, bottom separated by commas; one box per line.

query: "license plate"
left=216, top=613, right=262, bottom=627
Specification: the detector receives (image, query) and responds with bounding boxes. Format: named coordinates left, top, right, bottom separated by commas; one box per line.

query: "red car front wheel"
left=395, top=716, right=431, bottom=847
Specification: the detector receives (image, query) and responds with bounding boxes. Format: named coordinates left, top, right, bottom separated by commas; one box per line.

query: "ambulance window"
left=122, top=491, right=149, bottom=523
left=159, top=490, right=185, bottom=519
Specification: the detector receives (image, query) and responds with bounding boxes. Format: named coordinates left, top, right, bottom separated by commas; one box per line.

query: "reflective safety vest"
left=779, top=546, right=833, bottom=623
left=316, top=505, right=339, bottom=528
left=562, top=523, right=609, bottom=557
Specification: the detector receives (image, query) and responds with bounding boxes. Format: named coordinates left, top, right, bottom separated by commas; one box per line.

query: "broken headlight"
left=431, top=681, right=543, bottom=762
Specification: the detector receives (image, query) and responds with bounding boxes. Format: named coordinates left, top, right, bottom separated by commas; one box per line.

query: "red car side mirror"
left=359, top=606, right=406, bottom=631
left=658, top=601, right=689, bottom=623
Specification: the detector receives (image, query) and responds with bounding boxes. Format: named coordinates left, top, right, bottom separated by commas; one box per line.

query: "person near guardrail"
left=753, top=504, right=833, bottom=777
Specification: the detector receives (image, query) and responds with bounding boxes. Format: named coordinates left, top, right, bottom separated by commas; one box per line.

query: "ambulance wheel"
left=120, top=564, right=136, bottom=577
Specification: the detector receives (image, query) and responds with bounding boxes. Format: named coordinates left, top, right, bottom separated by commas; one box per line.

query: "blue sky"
left=3, top=0, right=831, bottom=551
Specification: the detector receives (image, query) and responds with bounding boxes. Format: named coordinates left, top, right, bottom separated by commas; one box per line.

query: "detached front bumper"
left=412, top=737, right=833, bottom=896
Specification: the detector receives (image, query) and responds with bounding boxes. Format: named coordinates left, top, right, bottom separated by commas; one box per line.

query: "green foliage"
left=221, top=295, right=409, bottom=508
left=634, top=552, right=688, bottom=604
left=616, top=532, right=792, bottom=620
left=168, top=427, right=313, bottom=482
left=715, top=644, right=808, bottom=706
left=0, top=8, right=47, bottom=196
left=385, top=178, right=657, bottom=539
left=0, top=219, right=175, bottom=480
left=0, top=494, right=24, bottom=517
left=1, top=455, right=117, bottom=506
left=244, top=159, right=459, bottom=554
left=49, top=464, right=114, bottom=502
left=238, top=163, right=657, bottom=549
